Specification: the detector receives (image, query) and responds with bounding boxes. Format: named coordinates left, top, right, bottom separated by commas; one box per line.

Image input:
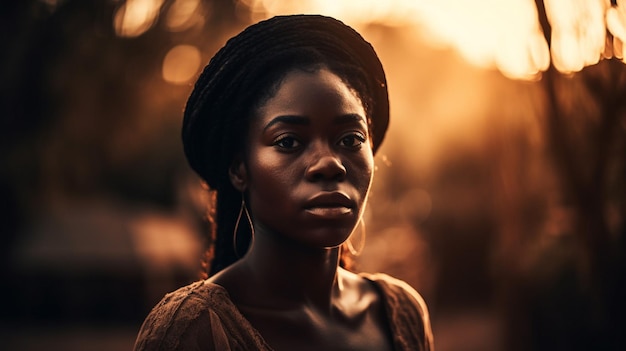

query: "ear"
left=228, top=157, right=248, bottom=192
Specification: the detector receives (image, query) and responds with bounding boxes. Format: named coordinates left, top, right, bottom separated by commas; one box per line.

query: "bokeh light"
left=3, top=1, right=625, bottom=350
left=114, top=0, right=164, bottom=37
left=162, top=44, right=202, bottom=84
left=165, top=0, right=205, bottom=32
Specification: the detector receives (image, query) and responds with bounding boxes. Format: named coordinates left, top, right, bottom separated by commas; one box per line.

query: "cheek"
left=246, top=149, right=297, bottom=204
left=350, top=151, right=375, bottom=192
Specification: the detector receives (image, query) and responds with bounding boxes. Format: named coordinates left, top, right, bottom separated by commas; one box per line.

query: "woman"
left=134, top=14, right=434, bottom=351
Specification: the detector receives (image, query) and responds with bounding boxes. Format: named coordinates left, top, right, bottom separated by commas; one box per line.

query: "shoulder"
left=361, top=272, right=435, bottom=351
left=362, top=273, right=429, bottom=316
left=133, top=280, right=232, bottom=351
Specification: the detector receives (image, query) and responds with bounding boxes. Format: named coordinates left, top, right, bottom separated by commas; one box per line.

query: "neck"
left=239, top=228, right=344, bottom=312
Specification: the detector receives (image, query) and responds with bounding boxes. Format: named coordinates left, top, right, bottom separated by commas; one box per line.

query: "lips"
left=304, top=192, right=355, bottom=218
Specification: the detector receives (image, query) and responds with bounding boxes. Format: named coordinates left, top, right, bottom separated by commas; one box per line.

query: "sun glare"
left=607, top=0, right=626, bottom=61
left=110, top=0, right=626, bottom=78
left=544, top=0, right=608, bottom=73
left=239, top=0, right=624, bottom=80
left=238, top=0, right=548, bottom=80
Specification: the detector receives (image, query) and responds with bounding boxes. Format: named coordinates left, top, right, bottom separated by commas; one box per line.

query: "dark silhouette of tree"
left=498, top=2, right=626, bottom=350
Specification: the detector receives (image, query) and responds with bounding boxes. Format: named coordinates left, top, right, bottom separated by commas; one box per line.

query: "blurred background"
left=1, top=0, right=625, bottom=350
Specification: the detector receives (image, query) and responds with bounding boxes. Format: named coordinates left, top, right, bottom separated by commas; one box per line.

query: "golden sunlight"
left=607, top=0, right=626, bottom=60
left=239, top=0, right=549, bottom=80
left=239, top=0, right=626, bottom=79
left=544, top=0, right=608, bottom=73
left=114, top=0, right=164, bottom=37
left=162, top=44, right=202, bottom=84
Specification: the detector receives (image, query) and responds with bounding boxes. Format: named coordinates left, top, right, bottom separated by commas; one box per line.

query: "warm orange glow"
left=544, top=0, right=608, bottom=73
left=162, top=44, right=202, bottom=84
left=239, top=0, right=549, bottom=80
left=240, top=0, right=626, bottom=79
left=131, top=215, right=201, bottom=269
left=165, top=0, right=204, bottom=32
left=417, top=0, right=550, bottom=80
left=114, top=0, right=164, bottom=37
left=492, top=0, right=550, bottom=79
left=607, top=0, right=626, bottom=60
left=251, top=0, right=422, bottom=24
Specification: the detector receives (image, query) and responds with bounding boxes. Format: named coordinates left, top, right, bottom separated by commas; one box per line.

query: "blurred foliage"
left=1, top=0, right=242, bottom=326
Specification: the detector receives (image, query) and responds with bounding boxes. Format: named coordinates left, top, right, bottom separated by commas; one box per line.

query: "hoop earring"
left=233, top=195, right=254, bottom=257
left=347, top=217, right=366, bottom=256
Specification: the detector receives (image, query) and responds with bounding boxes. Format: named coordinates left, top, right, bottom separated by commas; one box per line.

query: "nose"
left=305, top=145, right=346, bottom=182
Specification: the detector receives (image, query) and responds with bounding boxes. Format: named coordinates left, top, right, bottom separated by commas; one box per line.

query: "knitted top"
left=134, top=273, right=434, bottom=351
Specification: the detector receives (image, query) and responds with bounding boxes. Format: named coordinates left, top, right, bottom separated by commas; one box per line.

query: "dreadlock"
left=182, top=15, right=389, bottom=277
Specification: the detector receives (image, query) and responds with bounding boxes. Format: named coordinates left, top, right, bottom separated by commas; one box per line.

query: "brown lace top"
left=133, top=273, right=434, bottom=351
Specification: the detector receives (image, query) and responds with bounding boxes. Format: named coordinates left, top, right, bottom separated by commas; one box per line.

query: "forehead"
left=255, top=68, right=366, bottom=121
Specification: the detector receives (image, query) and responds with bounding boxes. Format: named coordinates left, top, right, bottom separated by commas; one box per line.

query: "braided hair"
left=182, top=15, right=389, bottom=277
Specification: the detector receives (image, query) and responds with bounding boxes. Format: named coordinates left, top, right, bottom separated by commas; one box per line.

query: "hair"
left=182, top=15, right=389, bottom=277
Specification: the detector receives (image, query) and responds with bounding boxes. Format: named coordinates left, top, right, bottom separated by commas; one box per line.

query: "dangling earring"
left=233, top=195, right=254, bottom=257
left=347, top=217, right=366, bottom=256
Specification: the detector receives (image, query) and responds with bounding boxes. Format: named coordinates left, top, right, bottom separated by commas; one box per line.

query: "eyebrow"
left=263, top=115, right=309, bottom=132
left=263, top=113, right=366, bottom=132
left=335, top=113, right=367, bottom=125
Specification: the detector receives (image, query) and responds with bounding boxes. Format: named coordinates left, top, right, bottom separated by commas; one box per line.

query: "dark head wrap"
left=182, top=14, right=389, bottom=189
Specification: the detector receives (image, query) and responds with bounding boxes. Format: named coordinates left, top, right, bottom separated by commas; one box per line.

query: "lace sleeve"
left=133, top=281, right=230, bottom=351
left=363, top=273, right=435, bottom=351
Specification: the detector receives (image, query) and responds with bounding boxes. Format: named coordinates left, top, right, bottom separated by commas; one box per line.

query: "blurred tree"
left=496, top=1, right=626, bottom=350
left=1, top=0, right=243, bottom=325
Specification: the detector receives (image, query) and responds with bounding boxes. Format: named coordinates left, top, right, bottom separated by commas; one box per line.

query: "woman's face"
left=240, top=67, right=374, bottom=249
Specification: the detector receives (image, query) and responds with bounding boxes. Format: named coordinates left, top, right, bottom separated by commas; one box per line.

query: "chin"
left=301, top=227, right=354, bottom=249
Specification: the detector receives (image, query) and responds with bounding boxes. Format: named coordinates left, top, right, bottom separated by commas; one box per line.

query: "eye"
left=273, top=135, right=301, bottom=150
left=339, top=132, right=366, bottom=149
